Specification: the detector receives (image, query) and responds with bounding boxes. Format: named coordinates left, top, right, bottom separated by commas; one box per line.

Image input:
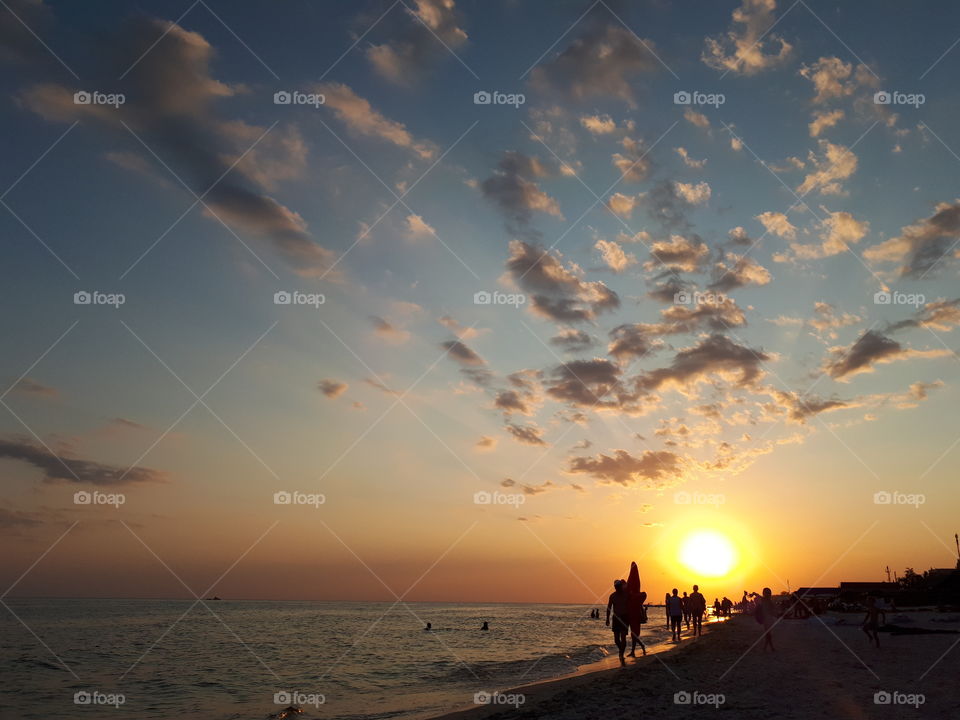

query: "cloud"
left=482, top=152, right=563, bottom=226
left=438, top=315, right=483, bottom=340
left=550, top=328, right=594, bottom=353
left=673, top=181, right=711, bottom=205
left=530, top=23, right=661, bottom=106
left=683, top=108, right=710, bottom=129
left=799, top=56, right=876, bottom=104
left=441, top=339, right=485, bottom=366
left=611, top=136, right=653, bottom=182
left=567, top=449, right=684, bottom=487
left=770, top=389, right=853, bottom=422
left=11, top=378, right=58, bottom=398
left=594, top=238, right=636, bottom=272
left=580, top=114, right=617, bottom=134
left=545, top=358, right=647, bottom=413
left=505, top=422, right=548, bottom=446
left=318, top=82, right=436, bottom=159
left=644, top=234, right=709, bottom=272
left=809, top=109, right=844, bottom=137
left=20, top=17, right=337, bottom=279
left=823, top=330, right=949, bottom=381
left=608, top=300, right=747, bottom=361
left=369, top=316, right=411, bottom=344
left=475, top=435, right=497, bottom=451
left=641, top=181, right=708, bottom=229
left=403, top=214, right=437, bottom=241
left=505, top=240, right=619, bottom=323
left=318, top=379, right=348, bottom=398
left=675, top=147, right=706, bottom=169
left=606, top=192, right=637, bottom=218
left=638, top=334, right=769, bottom=392
left=702, top=0, right=793, bottom=75
left=863, top=199, right=960, bottom=277
left=708, top=253, right=772, bottom=292
left=887, top=298, right=960, bottom=333
left=0, top=437, right=167, bottom=486
left=755, top=211, right=797, bottom=241
left=366, top=0, right=468, bottom=83
left=776, top=210, right=869, bottom=262
left=797, top=140, right=858, bottom=196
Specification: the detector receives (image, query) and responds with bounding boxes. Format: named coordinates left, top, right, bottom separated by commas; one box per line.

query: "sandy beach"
left=436, top=613, right=959, bottom=719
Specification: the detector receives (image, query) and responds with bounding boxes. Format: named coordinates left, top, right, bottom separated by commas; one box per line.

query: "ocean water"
left=0, top=599, right=686, bottom=719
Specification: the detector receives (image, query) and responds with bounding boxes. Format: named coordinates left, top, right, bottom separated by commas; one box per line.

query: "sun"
left=678, top=529, right=738, bottom=578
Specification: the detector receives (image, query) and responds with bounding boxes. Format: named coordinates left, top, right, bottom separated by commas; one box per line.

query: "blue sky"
left=2, top=0, right=960, bottom=601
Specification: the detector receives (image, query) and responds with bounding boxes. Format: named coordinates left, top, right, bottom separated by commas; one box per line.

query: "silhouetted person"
left=606, top=579, right=630, bottom=665
left=681, top=591, right=691, bottom=629
left=862, top=597, right=885, bottom=648
left=424, top=622, right=432, bottom=631
left=481, top=621, right=489, bottom=631
left=756, top=588, right=778, bottom=651
left=666, top=588, right=684, bottom=642
left=690, top=584, right=706, bottom=636
left=722, top=596, right=732, bottom=617
left=664, top=593, right=671, bottom=628
left=713, top=597, right=721, bottom=617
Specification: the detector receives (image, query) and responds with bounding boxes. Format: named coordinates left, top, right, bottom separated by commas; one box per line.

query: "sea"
left=0, top=599, right=690, bottom=719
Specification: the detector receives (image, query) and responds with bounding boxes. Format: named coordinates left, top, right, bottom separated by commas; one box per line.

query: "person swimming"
left=480, top=621, right=489, bottom=631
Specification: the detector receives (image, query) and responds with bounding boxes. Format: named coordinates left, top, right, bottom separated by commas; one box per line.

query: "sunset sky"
left=2, top=0, right=960, bottom=604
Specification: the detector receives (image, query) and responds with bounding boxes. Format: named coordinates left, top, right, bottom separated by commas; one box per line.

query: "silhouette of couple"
left=605, top=561, right=647, bottom=664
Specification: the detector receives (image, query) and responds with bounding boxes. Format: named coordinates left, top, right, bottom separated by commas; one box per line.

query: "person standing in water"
left=606, top=579, right=630, bottom=665
left=666, top=588, right=684, bottom=642
left=689, top=584, right=706, bottom=637
left=480, top=621, right=489, bottom=631
left=664, top=593, right=671, bottom=628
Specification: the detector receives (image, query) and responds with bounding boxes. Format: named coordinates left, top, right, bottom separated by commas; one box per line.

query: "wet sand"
left=433, top=612, right=959, bottom=719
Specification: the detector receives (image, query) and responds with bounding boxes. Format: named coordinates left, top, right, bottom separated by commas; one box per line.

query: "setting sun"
left=679, top=530, right=738, bottom=578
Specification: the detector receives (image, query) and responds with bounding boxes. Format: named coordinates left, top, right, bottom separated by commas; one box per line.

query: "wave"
left=432, top=643, right=610, bottom=683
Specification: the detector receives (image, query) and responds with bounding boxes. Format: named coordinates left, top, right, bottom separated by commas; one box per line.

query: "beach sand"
left=434, top=613, right=959, bottom=719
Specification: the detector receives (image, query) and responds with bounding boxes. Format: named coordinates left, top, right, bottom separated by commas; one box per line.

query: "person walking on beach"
left=626, top=561, right=647, bottom=658
left=689, top=584, right=706, bottom=637
left=713, top=597, right=721, bottom=618
left=755, top=588, right=778, bottom=651
left=666, top=588, right=684, bottom=642
left=606, top=579, right=630, bottom=665
left=862, top=597, right=885, bottom=648
left=681, top=591, right=691, bottom=629
left=664, top=592, right=671, bottom=628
